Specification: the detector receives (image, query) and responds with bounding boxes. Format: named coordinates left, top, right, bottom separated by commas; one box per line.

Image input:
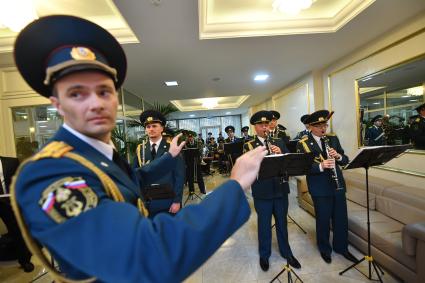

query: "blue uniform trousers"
left=312, top=192, right=348, bottom=255
left=253, top=196, right=292, bottom=259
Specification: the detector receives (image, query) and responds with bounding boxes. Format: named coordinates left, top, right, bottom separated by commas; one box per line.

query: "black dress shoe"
left=284, top=255, right=301, bottom=269
left=320, top=252, right=332, bottom=263
left=259, top=258, right=269, bottom=271
left=21, top=262, right=35, bottom=273
left=342, top=251, right=358, bottom=263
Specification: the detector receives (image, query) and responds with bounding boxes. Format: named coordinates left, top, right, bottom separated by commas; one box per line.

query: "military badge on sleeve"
left=39, top=177, right=98, bottom=223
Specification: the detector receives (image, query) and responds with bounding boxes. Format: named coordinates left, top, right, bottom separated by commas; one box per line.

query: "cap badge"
left=147, top=117, right=153, bottom=122
left=70, top=47, right=96, bottom=61
left=319, top=117, right=325, bottom=121
left=261, top=117, right=266, bottom=121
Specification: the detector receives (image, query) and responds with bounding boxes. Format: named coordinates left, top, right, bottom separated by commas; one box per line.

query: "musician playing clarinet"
left=244, top=111, right=301, bottom=272
left=296, top=110, right=357, bottom=264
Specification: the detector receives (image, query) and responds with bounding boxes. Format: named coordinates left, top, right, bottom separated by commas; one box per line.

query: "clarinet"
left=263, top=130, right=274, bottom=155
left=322, top=136, right=343, bottom=190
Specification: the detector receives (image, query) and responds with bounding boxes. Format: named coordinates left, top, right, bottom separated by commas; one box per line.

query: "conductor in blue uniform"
left=244, top=111, right=301, bottom=271
left=11, top=15, right=268, bottom=283
left=365, top=115, right=385, bottom=146
left=296, top=110, right=357, bottom=264
left=134, top=110, right=185, bottom=217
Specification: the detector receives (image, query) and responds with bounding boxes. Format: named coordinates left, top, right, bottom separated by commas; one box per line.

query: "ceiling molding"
left=0, top=0, right=139, bottom=53
left=199, top=0, right=375, bottom=39
left=170, top=95, right=250, bottom=111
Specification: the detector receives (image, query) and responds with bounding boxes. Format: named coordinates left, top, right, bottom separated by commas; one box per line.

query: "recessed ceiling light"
left=410, top=99, right=418, bottom=102
left=225, top=112, right=231, bottom=115
left=401, top=95, right=410, bottom=98
left=165, top=81, right=178, bottom=87
left=373, top=102, right=380, bottom=105
left=189, top=114, right=195, bottom=117
left=202, top=98, right=218, bottom=109
left=254, top=74, right=269, bottom=81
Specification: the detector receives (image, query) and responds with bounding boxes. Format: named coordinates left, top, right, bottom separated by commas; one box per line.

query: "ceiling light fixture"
left=406, top=86, right=423, bottom=96
left=225, top=112, right=232, bottom=115
left=373, top=102, right=381, bottom=105
left=254, top=74, right=269, bottom=81
left=202, top=98, right=218, bottom=109
left=189, top=114, right=195, bottom=117
left=0, top=0, right=38, bottom=32
left=272, top=0, right=315, bottom=16
left=165, top=81, right=178, bottom=87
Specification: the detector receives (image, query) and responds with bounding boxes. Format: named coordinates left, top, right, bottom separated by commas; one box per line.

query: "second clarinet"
left=322, top=136, right=344, bottom=191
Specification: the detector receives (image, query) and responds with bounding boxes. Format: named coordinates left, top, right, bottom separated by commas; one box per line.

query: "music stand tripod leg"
left=287, top=214, right=307, bottom=234
left=270, top=264, right=303, bottom=283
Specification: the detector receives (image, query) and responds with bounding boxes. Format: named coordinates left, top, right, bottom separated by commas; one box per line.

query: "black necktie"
left=113, top=150, right=131, bottom=178
left=151, top=143, right=157, bottom=160
left=320, top=138, right=328, bottom=159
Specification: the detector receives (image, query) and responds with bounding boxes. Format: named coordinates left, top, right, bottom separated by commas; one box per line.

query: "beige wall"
left=322, top=13, right=425, bottom=189
left=251, top=13, right=425, bottom=189
left=0, top=53, right=50, bottom=156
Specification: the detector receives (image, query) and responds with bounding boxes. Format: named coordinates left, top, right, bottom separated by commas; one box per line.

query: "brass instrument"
left=322, top=136, right=343, bottom=190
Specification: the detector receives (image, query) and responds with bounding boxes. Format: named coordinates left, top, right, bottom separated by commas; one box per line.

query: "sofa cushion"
left=382, top=186, right=425, bottom=212
left=343, top=171, right=398, bottom=195
left=376, top=195, right=425, bottom=225
left=346, top=186, right=376, bottom=210
left=348, top=209, right=416, bottom=271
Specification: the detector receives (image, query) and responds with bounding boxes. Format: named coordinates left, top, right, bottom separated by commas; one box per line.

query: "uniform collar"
left=149, top=137, right=162, bottom=147
left=62, top=123, right=114, bottom=160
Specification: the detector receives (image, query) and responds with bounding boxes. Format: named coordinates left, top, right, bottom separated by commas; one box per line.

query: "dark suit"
left=410, top=116, right=425, bottom=149
left=295, top=129, right=309, bottom=140
left=296, top=133, right=350, bottom=255
left=244, top=137, right=293, bottom=259
left=13, top=126, right=250, bottom=282
left=0, top=156, right=32, bottom=265
left=184, top=141, right=206, bottom=194
left=365, top=125, right=385, bottom=146
left=134, top=139, right=185, bottom=217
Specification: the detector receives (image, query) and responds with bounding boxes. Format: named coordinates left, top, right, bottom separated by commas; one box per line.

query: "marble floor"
left=0, top=173, right=402, bottom=283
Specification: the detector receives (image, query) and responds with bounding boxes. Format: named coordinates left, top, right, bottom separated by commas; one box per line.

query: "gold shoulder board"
left=31, top=141, right=73, bottom=161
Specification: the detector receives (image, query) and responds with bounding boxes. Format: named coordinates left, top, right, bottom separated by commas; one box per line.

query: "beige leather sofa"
left=296, top=171, right=425, bottom=283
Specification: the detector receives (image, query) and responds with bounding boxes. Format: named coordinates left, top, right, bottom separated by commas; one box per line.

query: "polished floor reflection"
left=0, top=174, right=401, bottom=283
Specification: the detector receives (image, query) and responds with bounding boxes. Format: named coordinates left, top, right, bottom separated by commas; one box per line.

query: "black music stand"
left=286, top=139, right=299, bottom=153
left=258, top=153, right=314, bottom=283
left=183, top=148, right=203, bottom=205
left=339, top=144, right=412, bottom=282
left=223, top=141, right=243, bottom=171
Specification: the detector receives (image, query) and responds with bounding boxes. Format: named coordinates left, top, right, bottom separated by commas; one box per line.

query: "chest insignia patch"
left=39, top=177, right=98, bottom=223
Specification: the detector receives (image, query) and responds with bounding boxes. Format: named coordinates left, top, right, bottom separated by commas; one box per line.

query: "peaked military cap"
left=250, top=110, right=272, bottom=125
left=269, top=110, right=280, bottom=120
left=371, top=115, right=383, bottom=123
left=415, top=103, right=425, bottom=113
left=162, top=127, right=175, bottom=137
left=139, top=110, right=166, bottom=126
left=14, top=15, right=126, bottom=98
left=225, top=126, right=235, bottom=133
left=278, top=124, right=287, bottom=131
left=241, top=126, right=249, bottom=132
left=300, top=114, right=310, bottom=124
left=305, top=110, right=334, bottom=125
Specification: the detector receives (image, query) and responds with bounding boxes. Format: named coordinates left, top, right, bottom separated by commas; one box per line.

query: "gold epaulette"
left=31, top=141, right=73, bottom=161
left=299, top=136, right=308, bottom=142
left=245, top=139, right=255, bottom=152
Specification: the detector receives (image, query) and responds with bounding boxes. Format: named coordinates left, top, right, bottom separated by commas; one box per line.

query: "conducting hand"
left=230, top=146, right=267, bottom=191
left=321, top=159, right=335, bottom=169
left=169, top=133, right=186, bottom=157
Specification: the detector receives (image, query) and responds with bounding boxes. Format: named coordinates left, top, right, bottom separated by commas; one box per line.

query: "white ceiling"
left=1, top=0, right=425, bottom=118
left=113, top=0, right=425, bottom=112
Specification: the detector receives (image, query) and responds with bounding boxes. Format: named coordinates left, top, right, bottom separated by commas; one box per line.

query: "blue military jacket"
left=134, top=139, right=185, bottom=204
left=296, top=133, right=349, bottom=197
left=243, top=136, right=290, bottom=199
left=365, top=125, right=385, bottom=146
left=13, top=127, right=250, bottom=283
